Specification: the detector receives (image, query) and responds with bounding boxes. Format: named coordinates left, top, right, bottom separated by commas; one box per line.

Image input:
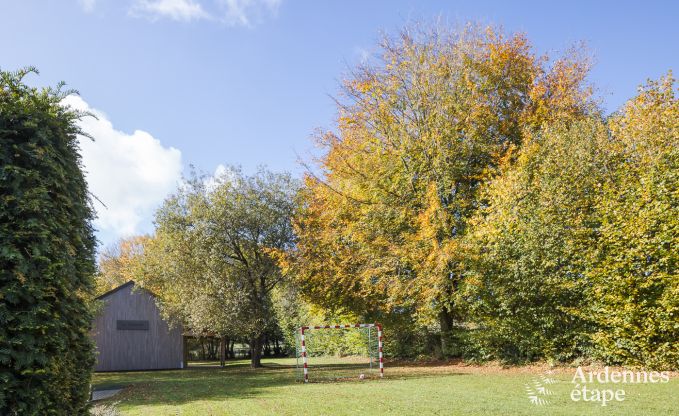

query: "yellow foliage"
left=290, top=23, right=594, bottom=328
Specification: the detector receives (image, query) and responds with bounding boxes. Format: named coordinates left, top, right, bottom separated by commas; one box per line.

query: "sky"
left=1, top=0, right=677, bottom=248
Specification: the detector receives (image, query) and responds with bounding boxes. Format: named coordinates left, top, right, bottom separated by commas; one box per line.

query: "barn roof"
left=95, top=280, right=135, bottom=300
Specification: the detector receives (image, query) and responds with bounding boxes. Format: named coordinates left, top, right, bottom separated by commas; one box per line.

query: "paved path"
left=91, top=388, right=122, bottom=401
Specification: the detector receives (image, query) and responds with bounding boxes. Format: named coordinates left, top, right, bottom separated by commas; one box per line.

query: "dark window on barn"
left=117, top=320, right=149, bottom=330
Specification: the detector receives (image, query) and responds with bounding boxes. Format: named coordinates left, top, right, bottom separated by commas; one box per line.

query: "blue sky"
left=1, top=0, right=677, bottom=248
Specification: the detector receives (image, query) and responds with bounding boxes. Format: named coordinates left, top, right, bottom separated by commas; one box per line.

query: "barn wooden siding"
left=92, top=281, right=184, bottom=371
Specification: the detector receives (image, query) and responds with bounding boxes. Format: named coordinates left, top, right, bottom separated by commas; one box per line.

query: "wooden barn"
left=91, top=281, right=184, bottom=372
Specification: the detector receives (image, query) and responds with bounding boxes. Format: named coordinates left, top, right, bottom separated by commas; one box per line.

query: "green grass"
left=92, top=358, right=678, bottom=415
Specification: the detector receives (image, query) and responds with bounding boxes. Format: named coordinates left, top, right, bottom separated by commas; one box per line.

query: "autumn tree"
left=463, top=117, right=609, bottom=362
left=286, top=24, right=593, bottom=355
left=138, top=167, right=296, bottom=368
left=587, top=74, right=678, bottom=369
left=462, top=74, right=678, bottom=368
left=95, top=235, right=149, bottom=295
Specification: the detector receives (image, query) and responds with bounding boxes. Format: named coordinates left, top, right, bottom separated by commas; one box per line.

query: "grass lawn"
left=93, top=358, right=678, bottom=415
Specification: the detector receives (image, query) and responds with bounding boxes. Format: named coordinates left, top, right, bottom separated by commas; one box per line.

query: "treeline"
left=185, top=337, right=284, bottom=361
left=282, top=25, right=678, bottom=369
left=98, top=24, right=678, bottom=370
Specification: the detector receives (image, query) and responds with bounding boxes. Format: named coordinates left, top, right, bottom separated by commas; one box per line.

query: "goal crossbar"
left=298, top=323, right=384, bottom=383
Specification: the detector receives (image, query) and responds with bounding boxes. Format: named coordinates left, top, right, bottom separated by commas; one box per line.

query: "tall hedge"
left=0, top=68, right=97, bottom=415
left=588, top=75, right=679, bottom=369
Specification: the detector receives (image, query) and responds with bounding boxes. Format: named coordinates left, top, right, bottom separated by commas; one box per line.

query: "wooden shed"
left=91, top=281, right=184, bottom=372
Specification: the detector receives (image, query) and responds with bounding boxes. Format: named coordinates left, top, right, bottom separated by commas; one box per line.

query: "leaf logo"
left=540, top=374, right=558, bottom=385
left=525, top=373, right=558, bottom=405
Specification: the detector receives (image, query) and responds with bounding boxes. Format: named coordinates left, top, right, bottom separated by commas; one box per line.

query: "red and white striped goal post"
left=298, top=323, right=383, bottom=383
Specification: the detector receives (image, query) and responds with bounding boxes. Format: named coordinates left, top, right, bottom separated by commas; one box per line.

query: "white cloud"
left=131, top=0, right=211, bottom=21
left=204, top=164, right=238, bottom=192
left=129, top=0, right=281, bottom=25
left=212, top=163, right=230, bottom=182
left=78, top=0, right=97, bottom=12
left=62, top=95, right=182, bottom=243
left=218, top=0, right=281, bottom=26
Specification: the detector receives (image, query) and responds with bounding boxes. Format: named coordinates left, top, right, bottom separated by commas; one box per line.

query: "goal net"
left=294, top=324, right=383, bottom=383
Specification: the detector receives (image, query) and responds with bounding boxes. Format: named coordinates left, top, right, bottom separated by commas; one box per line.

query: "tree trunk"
left=208, top=339, right=215, bottom=360
left=182, top=336, right=189, bottom=368
left=263, top=336, right=271, bottom=357
left=219, top=336, right=226, bottom=367
left=250, top=335, right=264, bottom=368
left=439, top=307, right=454, bottom=358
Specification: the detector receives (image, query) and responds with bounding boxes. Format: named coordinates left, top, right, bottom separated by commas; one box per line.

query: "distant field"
left=92, top=358, right=678, bottom=415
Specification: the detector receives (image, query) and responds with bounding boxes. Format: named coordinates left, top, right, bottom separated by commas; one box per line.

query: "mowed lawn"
left=93, top=358, right=678, bottom=415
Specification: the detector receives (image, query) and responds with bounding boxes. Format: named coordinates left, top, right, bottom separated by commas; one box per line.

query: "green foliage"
left=587, top=74, right=679, bottom=369
left=463, top=117, right=608, bottom=363
left=288, top=22, right=675, bottom=368
left=273, top=283, right=370, bottom=357
left=138, top=166, right=297, bottom=367
left=0, top=68, right=96, bottom=414
left=287, top=23, right=594, bottom=356
left=464, top=74, right=678, bottom=369
left=301, top=328, right=373, bottom=358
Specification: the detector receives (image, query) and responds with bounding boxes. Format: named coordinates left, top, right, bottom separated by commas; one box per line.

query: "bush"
left=587, top=75, right=679, bottom=370
left=0, top=68, right=97, bottom=414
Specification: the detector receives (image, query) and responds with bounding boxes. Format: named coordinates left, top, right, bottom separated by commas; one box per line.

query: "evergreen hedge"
left=0, top=68, right=96, bottom=415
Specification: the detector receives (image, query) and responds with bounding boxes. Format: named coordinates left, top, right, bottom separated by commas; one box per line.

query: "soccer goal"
left=294, top=323, right=383, bottom=383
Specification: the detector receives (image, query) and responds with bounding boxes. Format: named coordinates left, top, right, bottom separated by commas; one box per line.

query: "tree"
left=0, top=68, right=96, bottom=414
left=463, top=116, right=609, bottom=362
left=272, top=281, right=368, bottom=357
left=587, top=74, right=678, bottom=369
left=95, top=235, right=149, bottom=295
left=286, top=24, right=593, bottom=355
left=138, top=167, right=297, bottom=368
left=462, top=74, right=678, bottom=368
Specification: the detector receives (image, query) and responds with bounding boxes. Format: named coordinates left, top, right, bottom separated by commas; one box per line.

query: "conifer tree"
left=0, top=68, right=96, bottom=415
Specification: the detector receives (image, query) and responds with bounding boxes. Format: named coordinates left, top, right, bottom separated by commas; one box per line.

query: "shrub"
left=0, top=68, right=97, bottom=414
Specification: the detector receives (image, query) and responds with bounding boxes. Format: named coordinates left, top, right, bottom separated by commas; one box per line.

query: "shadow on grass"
left=92, top=359, right=471, bottom=408
left=186, top=359, right=298, bottom=369
left=388, top=358, right=468, bottom=367
left=93, top=365, right=295, bottom=407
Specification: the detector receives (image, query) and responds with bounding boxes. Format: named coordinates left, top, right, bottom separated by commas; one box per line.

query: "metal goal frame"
left=296, top=323, right=384, bottom=383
